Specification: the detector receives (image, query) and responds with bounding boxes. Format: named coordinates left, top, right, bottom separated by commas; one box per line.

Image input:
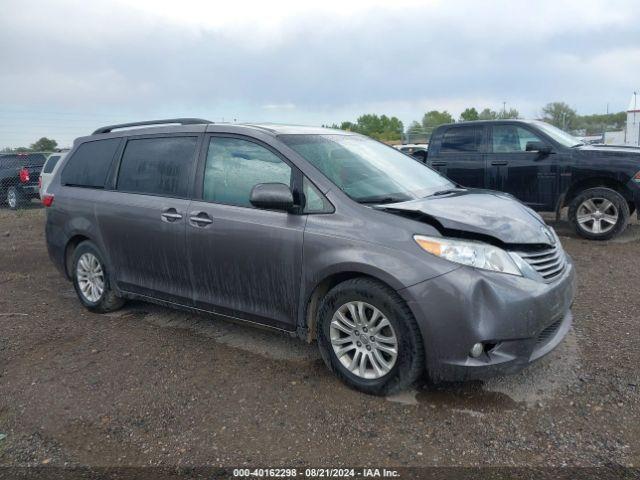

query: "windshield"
left=279, top=134, right=453, bottom=203
left=532, top=121, right=584, bottom=148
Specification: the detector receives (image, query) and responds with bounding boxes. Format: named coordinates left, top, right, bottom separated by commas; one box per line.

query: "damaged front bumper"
left=399, top=255, right=576, bottom=382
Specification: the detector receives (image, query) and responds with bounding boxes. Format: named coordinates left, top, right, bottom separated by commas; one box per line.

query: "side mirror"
left=525, top=141, right=552, bottom=155
left=250, top=183, right=295, bottom=211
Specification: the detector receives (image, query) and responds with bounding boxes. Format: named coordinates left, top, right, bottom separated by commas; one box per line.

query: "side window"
left=492, top=126, right=544, bottom=153
left=441, top=127, right=481, bottom=153
left=303, top=177, right=331, bottom=213
left=203, top=137, right=292, bottom=208
left=117, top=136, right=197, bottom=197
left=43, top=155, right=60, bottom=174
left=61, top=138, right=121, bottom=188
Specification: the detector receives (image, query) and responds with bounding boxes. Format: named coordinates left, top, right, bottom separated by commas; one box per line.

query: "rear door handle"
left=161, top=208, right=183, bottom=222
left=189, top=211, right=213, bottom=227
left=431, top=162, right=447, bottom=167
left=491, top=161, right=508, bottom=166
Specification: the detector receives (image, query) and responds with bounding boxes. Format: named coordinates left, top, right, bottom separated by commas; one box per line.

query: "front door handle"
left=491, top=161, right=508, bottom=166
left=431, top=162, right=447, bottom=167
left=189, top=211, right=213, bottom=227
left=161, top=208, right=183, bottom=222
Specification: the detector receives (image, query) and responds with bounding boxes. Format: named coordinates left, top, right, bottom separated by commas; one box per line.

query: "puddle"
left=121, top=304, right=320, bottom=362
left=386, top=389, right=419, bottom=405
left=417, top=382, right=520, bottom=412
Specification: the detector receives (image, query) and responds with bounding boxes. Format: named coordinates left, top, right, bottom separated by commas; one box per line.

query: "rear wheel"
left=6, top=186, right=25, bottom=210
left=317, top=278, right=424, bottom=395
left=72, top=241, right=124, bottom=313
left=568, top=187, right=629, bottom=241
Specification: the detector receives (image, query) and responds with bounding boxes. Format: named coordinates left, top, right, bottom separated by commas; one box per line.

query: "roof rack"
left=92, top=118, right=212, bottom=135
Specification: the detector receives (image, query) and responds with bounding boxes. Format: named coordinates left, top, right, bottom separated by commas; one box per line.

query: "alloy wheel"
left=576, top=197, right=619, bottom=235
left=76, top=252, right=105, bottom=303
left=7, top=189, right=16, bottom=209
left=329, top=301, right=398, bottom=379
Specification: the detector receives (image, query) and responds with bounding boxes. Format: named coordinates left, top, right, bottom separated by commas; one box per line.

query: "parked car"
left=39, top=151, right=67, bottom=198
left=397, top=143, right=428, bottom=162
left=0, top=152, right=47, bottom=209
left=425, top=120, right=640, bottom=240
left=45, top=118, right=575, bottom=395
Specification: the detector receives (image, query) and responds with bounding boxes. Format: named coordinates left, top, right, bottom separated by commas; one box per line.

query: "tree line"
left=326, top=102, right=626, bottom=142
left=2, top=137, right=59, bottom=153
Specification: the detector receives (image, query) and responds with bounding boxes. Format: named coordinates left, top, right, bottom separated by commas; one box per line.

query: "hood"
left=379, top=189, right=553, bottom=245
left=576, top=144, right=640, bottom=158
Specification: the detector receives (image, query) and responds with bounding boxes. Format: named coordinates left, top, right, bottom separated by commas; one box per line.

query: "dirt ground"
left=0, top=206, right=638, bottom=470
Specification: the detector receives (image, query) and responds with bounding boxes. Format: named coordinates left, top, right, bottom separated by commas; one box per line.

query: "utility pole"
left=502, top=101, right=507, bottom=117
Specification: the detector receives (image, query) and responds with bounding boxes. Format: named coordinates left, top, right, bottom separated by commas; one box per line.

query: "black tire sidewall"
left=317, top=278, right=424, bottom=395
left=569, top=187, right=630, bottom=241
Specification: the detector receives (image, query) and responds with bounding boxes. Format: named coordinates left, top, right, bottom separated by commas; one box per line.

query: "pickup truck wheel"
left=568, top=187, right=629, bottom=241
left=316, top=278, right=424, bottom=396
left=72, top=241, right=124, bottom=313
left=6, top=186, right=24, bottom=210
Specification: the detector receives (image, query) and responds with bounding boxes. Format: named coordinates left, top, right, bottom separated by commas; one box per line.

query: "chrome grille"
left=516, top=244, right=566, bottom=281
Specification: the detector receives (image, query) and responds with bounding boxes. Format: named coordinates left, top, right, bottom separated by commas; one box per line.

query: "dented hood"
left=380, top=189, right=553, bottom=245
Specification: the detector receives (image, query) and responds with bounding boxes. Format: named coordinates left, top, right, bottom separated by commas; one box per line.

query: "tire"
left=568, top=187, right=629, bottom=241
left=6, top=186, right=25, bottom=210
left=71, top=241, right=124, bottom=313
left=316, top=278, right=424, bottom=395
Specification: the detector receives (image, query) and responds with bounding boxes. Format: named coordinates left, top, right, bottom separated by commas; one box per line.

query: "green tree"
left=478, top=108, right=498, bottom=120
left=497, top=108, right=520, bottom=120
left=421, top=110, right=454, bottom=133
left=30, top=137, right=58, bottom=151
left=459, top=107, right=479, bottom=122
left=542, top=102, right=577, bottom=130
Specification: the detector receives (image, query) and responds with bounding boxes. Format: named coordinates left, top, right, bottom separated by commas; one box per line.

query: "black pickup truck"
left=0, top=153, right=47, bottom=209
left=423, top=119, right=640, bottom=240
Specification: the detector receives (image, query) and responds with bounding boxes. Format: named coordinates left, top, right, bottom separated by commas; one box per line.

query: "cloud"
left=0, top=0, right=639, bottom=146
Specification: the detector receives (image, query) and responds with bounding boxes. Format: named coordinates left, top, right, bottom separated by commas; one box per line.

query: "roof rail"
left=92, top=118, right=212, bottom=135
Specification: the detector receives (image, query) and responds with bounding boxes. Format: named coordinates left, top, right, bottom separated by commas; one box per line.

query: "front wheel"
left=317, top=278, right=424, bottom=395
left=568, top=187, right=629, bottom=240
left=72, top=241, right=124, bottom=313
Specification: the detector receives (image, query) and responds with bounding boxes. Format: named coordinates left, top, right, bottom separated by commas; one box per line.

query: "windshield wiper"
left=570, top=143, right=585, bottom=148
left=429, top=187, right=467, bottom=197
left=358, top=196, right=410, bottom=205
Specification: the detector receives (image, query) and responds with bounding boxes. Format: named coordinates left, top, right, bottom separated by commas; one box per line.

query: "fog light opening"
left=469, top=342, right=485, bottom=358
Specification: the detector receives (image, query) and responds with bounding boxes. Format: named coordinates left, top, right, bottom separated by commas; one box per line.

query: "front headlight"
left=413, top=235, right=522, bottom=276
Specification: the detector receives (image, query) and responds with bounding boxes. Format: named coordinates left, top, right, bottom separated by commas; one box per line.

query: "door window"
left=441, top=127, right=482, bottom=153
left=203, top=137, right=292, bottom=208
left=117, top=136, right=198, bottom=197
left=492, top=126, right=544, bottom=153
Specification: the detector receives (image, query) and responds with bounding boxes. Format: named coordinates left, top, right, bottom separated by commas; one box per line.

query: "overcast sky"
left=1, top=0, right=639, bottom=147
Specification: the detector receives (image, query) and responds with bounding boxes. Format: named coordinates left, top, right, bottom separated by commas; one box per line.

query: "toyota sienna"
left=44, top=119, right=576, bottom=395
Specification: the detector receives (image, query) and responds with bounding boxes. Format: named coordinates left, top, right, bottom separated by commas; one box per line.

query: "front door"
left=427, top=125, right=486, bottom=188
left=187, top=135, right=305, bottom=330
left=97, top=135, right=199, bottom=304
left=485, top=124, right=557, bottom=210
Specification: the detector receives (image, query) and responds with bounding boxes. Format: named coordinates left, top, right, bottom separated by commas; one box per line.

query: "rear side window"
left=203, top=137, right=292, bottom=208
left=117, top=136, right=197, bottom=197
left=61, top=138, right=121, bottom=188
left=43, top=155, right=61, bottom=174
left=441, top=127, right=482, bottom=153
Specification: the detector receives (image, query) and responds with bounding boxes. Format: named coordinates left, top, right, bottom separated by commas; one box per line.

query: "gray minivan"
left=45, top=118, right=576, bottom=395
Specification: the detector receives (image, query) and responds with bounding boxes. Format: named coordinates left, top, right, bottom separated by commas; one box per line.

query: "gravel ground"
left=0, top=207, right=638, bottom=470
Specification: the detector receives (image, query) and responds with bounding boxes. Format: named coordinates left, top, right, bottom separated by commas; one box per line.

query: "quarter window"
left=492, top=126, right=544, bottom=153
left=43, top=155, right=60, bottom=174
left=203, top=137, right=292, bottom=208
left=61, top=138, right=121, bottom=188
left=117, top=136, right=197, bottom=197
left=441, top=127, right=482, bottom=153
